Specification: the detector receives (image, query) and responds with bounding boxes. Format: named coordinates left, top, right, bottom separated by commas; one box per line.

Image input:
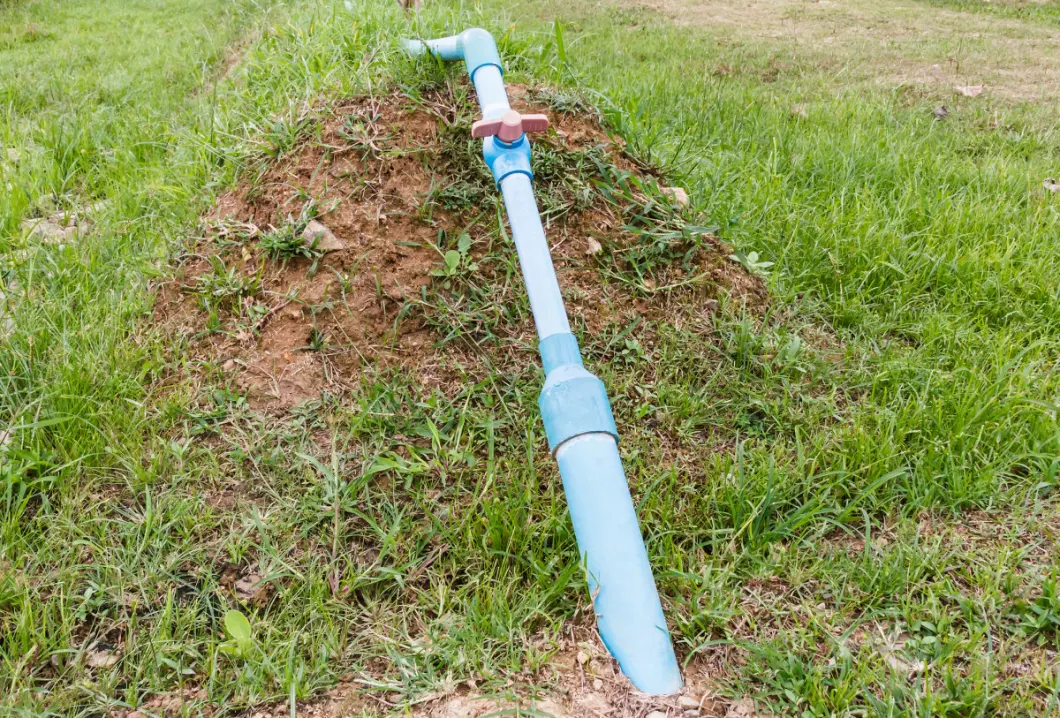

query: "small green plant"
left=263, top=113, right=311, bottom=159
left=729, top=250, right=774, bottom=276
left=184, top=388, right=246, bottom=436
left=1010, top=573, right=1060, bottom=644
left=429, top=180, right=490, bottom=212
left=1, top=443, right=59, bottom=522
left=259, top=224, right=321, bottom=261
left=338, top=105, right=388, bottom=158
left=776, top=335, right=804, bottom=367
left=331, top=267, right=353, bottom=294
left=259, top=201, right=327, bottom=262
left=219, top=609, right=255, bottom=659
left=903, top=618, right=943, bottom=661
left=616, top=337, right=646, bottom=366
left=430, top=231, right=477, bottom=287
left=191, top=256, right=262, bottom=312
left=544, top=19, right=576, bottom=82
left=302, top=327, right=328, bottom=352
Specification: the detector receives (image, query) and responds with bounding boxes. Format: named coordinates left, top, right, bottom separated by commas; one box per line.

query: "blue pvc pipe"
left=470, top=65, right=510, bottom=120
left=403, top=29, right=682, bottom=695
left=500, top=173, right=571, bottom=340
left=557, top=433, right=683, bottom=694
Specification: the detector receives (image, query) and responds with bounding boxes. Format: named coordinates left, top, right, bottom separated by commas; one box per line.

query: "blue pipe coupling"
left=483, top=135, right=533, bottom=187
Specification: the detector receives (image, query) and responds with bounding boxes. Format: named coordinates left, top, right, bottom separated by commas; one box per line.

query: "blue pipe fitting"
left=483, top=135, right=533, bottom=186
left=538, top=333, right=618, bottom=451
left=539, top=332, right=583, bottom=373
left=403, top=28, right=503, bottom=81
left=458, top=28, right=503, bottom=81
left=539, top=363, right=619, bottom=452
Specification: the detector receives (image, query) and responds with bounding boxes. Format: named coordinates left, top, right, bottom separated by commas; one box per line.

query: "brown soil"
left=155, top=83, right=766, bottom=410
left=236, top=632, right=746, bottom=718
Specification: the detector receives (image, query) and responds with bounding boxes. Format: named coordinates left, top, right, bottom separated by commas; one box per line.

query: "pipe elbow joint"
left=402, top=28, right=502, bottom=79
left=458, top=28, right=503, bottom=80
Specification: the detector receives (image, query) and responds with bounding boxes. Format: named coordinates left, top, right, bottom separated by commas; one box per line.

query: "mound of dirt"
left=155, top=82, right=765, bottom=409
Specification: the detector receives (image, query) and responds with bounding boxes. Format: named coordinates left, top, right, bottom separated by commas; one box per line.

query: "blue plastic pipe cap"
left=556, top=432, right=683, bottom=695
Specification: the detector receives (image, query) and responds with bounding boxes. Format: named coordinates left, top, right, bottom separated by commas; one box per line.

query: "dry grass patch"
left=626, top=0, right=1060, bottom=100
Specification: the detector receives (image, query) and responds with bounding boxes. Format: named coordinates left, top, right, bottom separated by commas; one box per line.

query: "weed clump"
left=192, top=256, right=262, bottom=312
left=1009, top=572, right=1060, bottom=645
left=258, top=202, right=325, bottom=261
left=259, top=223, right=320, bottom=261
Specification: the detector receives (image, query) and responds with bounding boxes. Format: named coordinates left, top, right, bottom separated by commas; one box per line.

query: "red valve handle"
left=471, top=110, right=550, bottom=143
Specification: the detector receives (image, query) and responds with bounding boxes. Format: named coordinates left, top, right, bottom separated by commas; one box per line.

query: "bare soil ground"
left=155, top=82, right=766, bottom=411
left=628, top=0, right=1060, bottom=99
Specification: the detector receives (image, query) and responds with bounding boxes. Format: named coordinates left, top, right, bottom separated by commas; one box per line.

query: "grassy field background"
left=2, top=0, right=1060, bottom=715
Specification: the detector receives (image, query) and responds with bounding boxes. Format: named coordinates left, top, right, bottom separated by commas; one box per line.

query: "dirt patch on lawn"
left=628, top=0, right=1060, bottom=100
left=156, top=81, right=766, bottom=410
left=237, top=633, right=743, bottom=718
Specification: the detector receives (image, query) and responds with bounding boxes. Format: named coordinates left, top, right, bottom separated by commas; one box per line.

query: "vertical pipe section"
left=498, top=173, right=571, bottom=340
left=503, top=173, right=681, bottom=694
left=556, top=433, right=684, bottom=695
left=470, top=65, right=510, bottom=120
left=404, top=28, right=683, bottom=695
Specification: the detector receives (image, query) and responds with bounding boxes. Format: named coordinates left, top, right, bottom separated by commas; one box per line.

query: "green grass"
left=922, top=0, right=1060, bottom=26
left=4, top=0, right=1060, bottom=715
left=487, top=1, right=1060, bottom=712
